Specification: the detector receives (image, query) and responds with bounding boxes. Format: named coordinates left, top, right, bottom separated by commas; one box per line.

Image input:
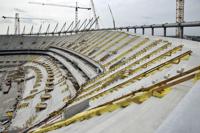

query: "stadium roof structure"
left=0, top=30, right=200, bottom=133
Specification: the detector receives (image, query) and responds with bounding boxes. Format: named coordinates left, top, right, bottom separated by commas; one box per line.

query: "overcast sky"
left=0, top=0, right=199, bottom=35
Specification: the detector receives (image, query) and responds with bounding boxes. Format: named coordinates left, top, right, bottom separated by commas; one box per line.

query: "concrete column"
left=180, top=26, right=184, bottom=38
left=164, top=27, right=167, bottom=37
left=134, top=28, right=136, bottom=33
left=142, top=28, right=145, bottom=35
left=151, top=28, right=154, bottom=36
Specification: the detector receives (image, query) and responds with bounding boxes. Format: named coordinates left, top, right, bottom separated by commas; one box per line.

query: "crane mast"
left=75, top=2, right=78, bottom=31
left=15, top=13, right=20, bottom=35
left=176, top=0, right=184, bottom=37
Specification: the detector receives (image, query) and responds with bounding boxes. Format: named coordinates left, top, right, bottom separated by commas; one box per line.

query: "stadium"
left=0, top=0, right=200, bottom=133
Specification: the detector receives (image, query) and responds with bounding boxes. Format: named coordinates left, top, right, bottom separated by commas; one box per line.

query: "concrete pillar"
left=180, top=26, right=184, bottom=38
left=164, top=27, right=167, bottom=37
left=142, top=28, right=145, bottom=35
left=151, top=28, right=154, bottom=36
left=134, top=28, right=136, bottom=33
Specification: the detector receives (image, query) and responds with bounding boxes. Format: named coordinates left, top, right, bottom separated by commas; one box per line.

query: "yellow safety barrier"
left=35, top=103, right=47, bottom=112
left=81, top=43, right=173, bottom=95
left=41, top=93, right=52, bottom=101
left=32, top=85, right=173, bottom=133
left=17, top=102, right=29, bottom=109
left=76, top=50, right=191, bottom=102
left=193, top=70, right=200, bottom=82
left=23, top=94, right=35, bottom=101
left=6, top=111, right=13, bottom=118
left=82, top=40, right=165, bottom=88
left=89, top=50, right=191, bottom=101
left=152, top=87, right=172, bottom=98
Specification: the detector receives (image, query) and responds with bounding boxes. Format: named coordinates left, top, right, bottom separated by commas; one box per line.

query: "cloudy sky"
left=0, top=0, right=199, bottom=35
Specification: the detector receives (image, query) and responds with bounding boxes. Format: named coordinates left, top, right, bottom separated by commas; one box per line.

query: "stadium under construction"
left=0, top=0, right=200, bottom=133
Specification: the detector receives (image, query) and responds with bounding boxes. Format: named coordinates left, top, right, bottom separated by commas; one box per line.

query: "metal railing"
left=3, top=20, right=200, bottom=38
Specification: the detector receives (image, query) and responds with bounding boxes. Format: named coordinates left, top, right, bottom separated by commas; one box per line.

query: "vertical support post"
left=15, top=13, right=20, bottom=35
left=108, top=3, right=116, bottom=29
left=127, top=28, right=129, bottom=32
left=180, top=26, right=184, bottom=38
left=22, top=26, right=25, bottom=35
left=90, top=0, right=100, bottom=29
left=134, top=28, right=136, bottom=33
left=176, top=0, right=184, bottom=37
left=75, top=2, right=78, bottom=31
left=7, top=26, right=9, bottom=35
left=151, top=27, right=154, bottom=36
left=164, top=27, right=167, bottom=37
left=142, top=27, right=145, bottom=35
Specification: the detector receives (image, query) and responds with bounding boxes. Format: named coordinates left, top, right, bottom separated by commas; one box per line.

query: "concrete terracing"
left=0, top=30, right=200, bottom=133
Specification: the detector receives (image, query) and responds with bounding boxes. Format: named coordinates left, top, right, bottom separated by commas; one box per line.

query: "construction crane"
left=90, top=0, right=99, bottom=29
left=29, top=2, right=91, bottom=30
left=176, top=0, right=184, bottom=37
left=2, top=13, right=55, bottom=35
left=108, top=3, right=116, bottom=29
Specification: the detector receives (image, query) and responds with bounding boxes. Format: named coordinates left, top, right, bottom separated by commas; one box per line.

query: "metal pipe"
left=38, top=24, right=42, bottom=35
left=65, top=21, right=74, bottom=34
left=87, top=17, right=99, bottom=30
left=53, top=23, right=59, bottom=34
left=78, top=19, right=87, bottom=31
left=30, top=25, right=34, bottom=35
left=83, top=18, right=93, bottom=30
left=59, top=22, right=66, bottom=35
left=46, top=24, right=50, bottom=35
